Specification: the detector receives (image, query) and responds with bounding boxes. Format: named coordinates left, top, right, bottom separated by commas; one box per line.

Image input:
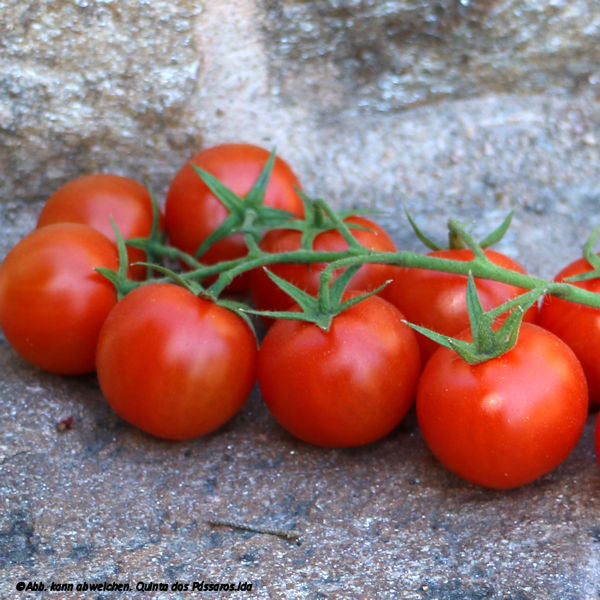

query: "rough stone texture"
left=0, top=0, right=204, bottom=204
left=263, top=0, right=600, bottom=112
left=2, top=348, right=600, bottom=599
left=2, top=0, right=600, bottom=598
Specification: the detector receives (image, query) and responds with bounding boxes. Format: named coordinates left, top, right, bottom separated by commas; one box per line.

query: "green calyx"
left=95, top=206, right=253, bottom=325
left=405, top=272, right=545, bottom=365
left=191, top=149, right=296, bottom=259
left=253, top=188, right=375, bottom=253
left=242, top=265, right=389, bottom=332
left=565, top=224, right=600, bottom=283
left=405, top=208, right=514, bottom=251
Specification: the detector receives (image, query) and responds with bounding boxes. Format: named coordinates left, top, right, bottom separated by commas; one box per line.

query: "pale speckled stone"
left=2, top=1, right=600, bottom=598
left=0, top=0, right=203, bottom=204
left=261, top=0, right=600, bottom=112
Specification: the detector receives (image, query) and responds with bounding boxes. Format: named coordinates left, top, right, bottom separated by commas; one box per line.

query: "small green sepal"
left=565, top=224, right=600, bottom=283
left=403, top=273, right=545, bottom=365
left=242, top=264, right=386, bottom=332
left=479, top=211, right=514, bottom=248
left=190, top=153, right=297, bottom=259
left=403, top=206, right=443, bottom=251
left=406, top=209, right=513, bottom=254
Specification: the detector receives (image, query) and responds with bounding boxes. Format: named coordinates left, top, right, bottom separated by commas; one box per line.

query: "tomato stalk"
left=99, top=160, right=600, bottom=322
left=122, top=223, right=600, bottom=314
left=124, top=219, right=600, bottom=314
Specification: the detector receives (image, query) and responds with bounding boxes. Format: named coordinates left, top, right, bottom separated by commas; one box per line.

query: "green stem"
left=313, top=198, right=363, bottom=250
left=447, top=218, right=486, bottom=259
left=317, top=266, right=333, bottom=314
left=134, top=239, right=600, bottom=311
left=317, top=250, right=600, bottom=309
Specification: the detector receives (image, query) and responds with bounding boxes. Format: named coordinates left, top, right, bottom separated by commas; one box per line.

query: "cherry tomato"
left=37, top=173, right=160, bottom=280
left=381, top=249, right=538, bottom=363
left=165, top=143, right=304, bottom=289
left=0, top=223, right=119, bottom=374
left=96, top=283, right=257, bottom=440
left=417, top=323, right=588, bottom=489
left=250, top=216, right=398, bottom=315
left=257, top=294, right=421, bottom=447
left=539, top=256, right=600, bottom=405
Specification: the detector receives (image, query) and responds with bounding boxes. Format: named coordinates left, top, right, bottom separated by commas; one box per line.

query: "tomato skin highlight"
left=539, top=256, right=600, bottom=405
left=165, top=143, right=304, bottom=289
left=250, top=216, right=398, bottom=314
left=257, top=294, right=421, bottom=447
left=0, top=223, right=119, bottom=374
left=382, top=248, right=538, bottom=363
left=416, top=323, right=588, bottom=489
left=37, top=173, right=159, bottom=280
left=96, top=283, right=257, bottom=441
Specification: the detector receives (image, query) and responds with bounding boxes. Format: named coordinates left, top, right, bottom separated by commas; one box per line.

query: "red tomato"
left=0, top=223, right=119, bottom=374
left=165, top=143, right=304, bottom=289
left=37, top=173, right=160, bottom=280
left=250, top=216, right=398, bottom=314
left=96, top=283, right=257, bottom=440
left=539, top=256, right=600, bottom=405
left=257, top=294, right=421, bottom=447
left=381, top=249, right=538, bottom=363
left=417, top=323, right=588, bottom=489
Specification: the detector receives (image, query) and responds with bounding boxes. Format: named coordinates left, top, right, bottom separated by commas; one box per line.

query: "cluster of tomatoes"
left=0, top=142, right=598, bottom=490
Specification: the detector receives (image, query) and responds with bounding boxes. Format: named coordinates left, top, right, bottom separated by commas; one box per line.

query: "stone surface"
left=1, top=345, right=600, bottom=599
left=0, top=0, right=203, bottom=204
left=2, top=0, right=600, bottom=598
left=262, top=0, right=600, bottom=112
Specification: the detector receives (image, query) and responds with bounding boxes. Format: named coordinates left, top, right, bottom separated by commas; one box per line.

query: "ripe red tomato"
left=417, top=323, right=588, bottom=489
left=257, top=294, right=421, bottom=447
left=539, top=256, right=600, bottom=405
left=37, top=173, right=159, bottom=280
left=165, top=143, right=304, bottom=289
left=0, top=223, right=119, bottom=374
left=250, top=216, right=398, bottom=314
left=381, top=249, right=538, bottom=363
left=96, top=283, right=257, bottom=440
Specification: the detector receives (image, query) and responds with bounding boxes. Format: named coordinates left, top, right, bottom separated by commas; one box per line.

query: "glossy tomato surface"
left=257, top=294, right=421, bottom=447
left=539, top=256, right=600, bottom=405
left=37, top=173, right=158, bottom=280
left=96, top=283, right=257, bottom=440
left=382, top=248, right=538, bottom=363
left=417, top=323, right=588, bottom=489
left=165, top=143, right=304, bottom=289
left=0, top=223, right=119, bottom=374
left=251, top=216, right=397, bottom=314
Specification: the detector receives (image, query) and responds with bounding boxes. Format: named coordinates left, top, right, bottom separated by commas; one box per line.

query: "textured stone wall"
left=2, top=0, right=600, bottom=204
left=1, top=1, right=203, bottom=202
left=2, top=0, right=600, bottom=281
left=263, top=0, right=600, bottom=111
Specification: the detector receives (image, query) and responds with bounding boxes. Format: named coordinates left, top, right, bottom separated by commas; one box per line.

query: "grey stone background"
left=2, top=1, right=600, bottom=598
